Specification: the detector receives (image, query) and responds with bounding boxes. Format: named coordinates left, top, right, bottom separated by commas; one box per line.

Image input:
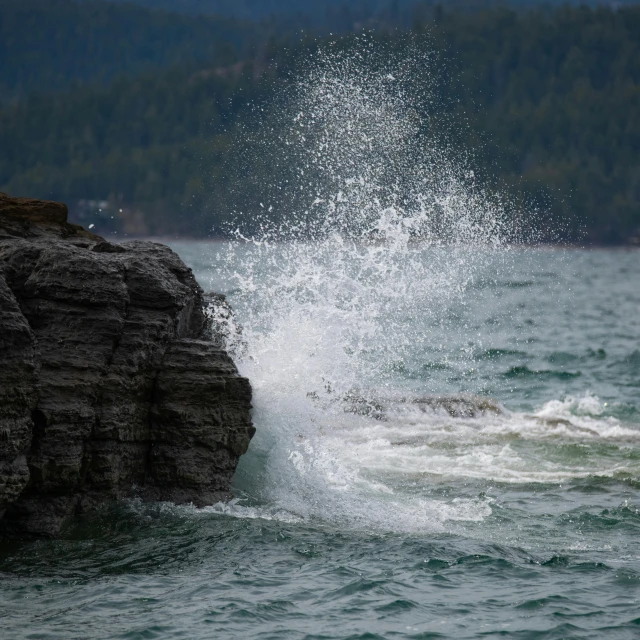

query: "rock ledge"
left=0, top=193, right=254, bottom=537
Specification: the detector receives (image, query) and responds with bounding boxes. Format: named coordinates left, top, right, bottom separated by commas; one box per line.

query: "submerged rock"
left=343, top=392, right=502, bottom=421
left=0, top=193, right=254, bottom=537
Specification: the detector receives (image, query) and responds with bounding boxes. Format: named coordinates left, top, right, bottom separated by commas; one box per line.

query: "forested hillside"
left=430, top=6, right=640, bottom=244
left=0, top=0, right=257, bottom=102
left=0, top=0, right=558, bottom=103
left=1, top=2, right=639, bottom=242
left=77, top=0, right=640, bottom=19
left=77, top=0, right=416, bottom=19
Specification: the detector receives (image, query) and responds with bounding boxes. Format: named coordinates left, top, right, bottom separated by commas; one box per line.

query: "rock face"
left=0, top=193, right=254, bottom=537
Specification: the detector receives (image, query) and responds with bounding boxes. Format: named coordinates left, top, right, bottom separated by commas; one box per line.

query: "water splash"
left=202, top=43, right=636, bottom=532
left=233, top=37, right=519, bottom=245
left=223, top=41, right=522, bottom=396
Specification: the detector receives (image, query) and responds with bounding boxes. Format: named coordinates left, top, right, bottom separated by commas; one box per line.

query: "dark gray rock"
left=0, top=193, right=254, bottom=537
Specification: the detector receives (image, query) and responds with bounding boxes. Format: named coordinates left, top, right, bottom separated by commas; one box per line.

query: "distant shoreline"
left=108, top=235, right=640, bottom=250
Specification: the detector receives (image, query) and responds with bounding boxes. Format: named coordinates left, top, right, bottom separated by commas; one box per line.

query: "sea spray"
left=200, top=42, right=638, bottom=532
left=222, top=39, right=523, bottom=392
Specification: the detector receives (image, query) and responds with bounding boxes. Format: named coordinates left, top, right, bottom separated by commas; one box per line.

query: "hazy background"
left=1, top=0, right=639, bottom=243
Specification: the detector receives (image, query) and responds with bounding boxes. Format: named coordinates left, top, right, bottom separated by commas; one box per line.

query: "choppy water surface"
left=1, top=245, right=639, bottom=640
left=2, top=44, right=640, bottom=639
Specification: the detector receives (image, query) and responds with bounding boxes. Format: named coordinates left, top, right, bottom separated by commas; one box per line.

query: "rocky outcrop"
left=0, top=193, right=254, bottom=537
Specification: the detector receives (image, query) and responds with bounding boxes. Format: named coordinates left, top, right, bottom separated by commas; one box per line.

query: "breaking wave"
left=198, top=42, right=639, bottom=533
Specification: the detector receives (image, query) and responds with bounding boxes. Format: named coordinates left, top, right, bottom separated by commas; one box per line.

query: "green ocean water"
left=1, top=244, right=639, bottom=640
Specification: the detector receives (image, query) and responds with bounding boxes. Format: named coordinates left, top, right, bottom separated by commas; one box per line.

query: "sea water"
left=1, top=245, right=638, bottom=639
left=2, top=44, right=640, bottom=639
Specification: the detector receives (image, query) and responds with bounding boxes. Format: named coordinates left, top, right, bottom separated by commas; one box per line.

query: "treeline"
left=0, top=65, right=273, bottom=233
left=0, top=0, right=258, bottom=102
left=429, top=5, right=640, bottom=243
left=75, top=0, right=639, bottom=20
left=76, top=0, right=420, bottom=19
left=1, top=3, right=639, bottom=242
left=5, top=0, right=632, bottom=102
left=0, top=0, right=547, bottom=103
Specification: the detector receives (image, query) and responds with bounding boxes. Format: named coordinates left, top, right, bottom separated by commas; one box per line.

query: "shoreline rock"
left=0, top=193, right=254, bottom=537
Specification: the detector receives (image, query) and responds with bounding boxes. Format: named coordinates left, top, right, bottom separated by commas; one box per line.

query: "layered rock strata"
left=0, top=193, right=254, bottom=537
